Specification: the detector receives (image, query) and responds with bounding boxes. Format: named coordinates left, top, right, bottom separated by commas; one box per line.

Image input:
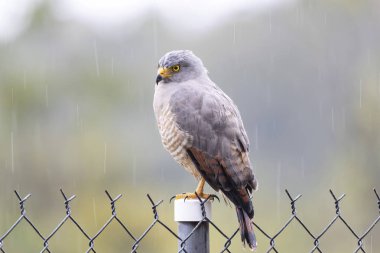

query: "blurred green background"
left=0, top=0, right=379, bottom=252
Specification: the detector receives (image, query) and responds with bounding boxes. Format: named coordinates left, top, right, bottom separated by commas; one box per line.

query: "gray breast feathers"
left=156, top=104, right=201, bottom=179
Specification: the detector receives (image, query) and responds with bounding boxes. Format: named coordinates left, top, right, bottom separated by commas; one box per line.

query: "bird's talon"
left=173, top=192, right=215, bottom=201
left=208, top=194, right=220, bottom=202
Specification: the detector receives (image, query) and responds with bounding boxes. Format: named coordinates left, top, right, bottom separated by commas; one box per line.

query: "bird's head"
left=156, top=50, right=207, bottom=85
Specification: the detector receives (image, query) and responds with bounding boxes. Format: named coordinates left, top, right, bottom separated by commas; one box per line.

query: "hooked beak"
left=156, top=67, right=171, bottom=84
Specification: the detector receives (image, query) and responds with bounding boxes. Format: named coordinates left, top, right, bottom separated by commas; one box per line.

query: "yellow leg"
left=175, top=178, right=212, bottom=200
left=195, top=178, right=206, bottom=195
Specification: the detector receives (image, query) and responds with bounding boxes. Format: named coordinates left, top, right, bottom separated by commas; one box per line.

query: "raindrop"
left=359, top=79, right=362, bottom=108
left=10, top=132, right=14, bottom=174
left=331, top=107, right=335, bottom=133
left=160, top=165, right=164, bottom=183
left=92, top=197, right=98, bottom=228
left=296, top=7, right=301, bottom=25
left=276, top=161, right=282, bottom=221
left=132, top=155, right=136, bottom=186
left=266, top=84, right=272, bottom=106
left=76, top=233, right=82, bottom=252
left=300, top=156, right=305, bottom=178
left=11, top=87, right=14, bottom=106
left=45, top=85, right=49, bottom=107
left=269, top=12, right=272, bottom=33
left=93, top=40, right=100, bottom=76
left=153, top=18, right=158, bottom=58
left=255, top=125, right=259, bottom=150
left=103, top=142, right=107, bottom=174
left=317, top=63, right=322, bottom=82
left=80, top=119, right=84, bottom=134
left=272, top=119, right=277, bottom=132
left=342, top=108, right=346, bottom=133
left=367, top=48, right=371, bottom=65
left=233, top=23, right=236, bottom=44
left=23, top=72, right=26, bottom=89
left=76, top=104, right=80, bottom=127
left=111, top=57, right=114, bottom=76
left=318, top=100, right=323, bottom=118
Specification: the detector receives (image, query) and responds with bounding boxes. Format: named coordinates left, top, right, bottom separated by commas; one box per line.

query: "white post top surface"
left=174, top=198, right=212, bottom=222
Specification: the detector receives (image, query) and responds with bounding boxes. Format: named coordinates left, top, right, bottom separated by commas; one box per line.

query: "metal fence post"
left=174, top=198, right=212, bottom=253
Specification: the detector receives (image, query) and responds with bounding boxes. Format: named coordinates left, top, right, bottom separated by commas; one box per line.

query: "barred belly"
left=158, top=105, right=200, bottom=179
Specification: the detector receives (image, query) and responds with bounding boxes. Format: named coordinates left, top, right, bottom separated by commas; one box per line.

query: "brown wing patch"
left=186, top=147, right=223, bottom=191
left=187, top=146, right=254, bottom=218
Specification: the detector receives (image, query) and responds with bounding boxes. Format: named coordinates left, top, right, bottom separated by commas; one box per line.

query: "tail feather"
left=236, top=207, right=257, bottom=250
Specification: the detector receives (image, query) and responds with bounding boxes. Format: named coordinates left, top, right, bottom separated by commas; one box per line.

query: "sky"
left=0, top=0, right=294, bottom=42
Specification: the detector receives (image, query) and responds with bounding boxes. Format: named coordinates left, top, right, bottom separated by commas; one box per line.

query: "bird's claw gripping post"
left=170, top=192, right=189, bottom=203
left=170, top=192, right=219, bottom=203
left=193, top=192, right=219, bottom=203
left=171, top=178, right=219, bottom=202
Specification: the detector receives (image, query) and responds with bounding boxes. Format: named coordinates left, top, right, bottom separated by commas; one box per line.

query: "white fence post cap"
left=174, top=198, right=212, bottom=222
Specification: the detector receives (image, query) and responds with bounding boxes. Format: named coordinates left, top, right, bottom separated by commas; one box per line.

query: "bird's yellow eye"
left=171, top=65, right=180, bottom=72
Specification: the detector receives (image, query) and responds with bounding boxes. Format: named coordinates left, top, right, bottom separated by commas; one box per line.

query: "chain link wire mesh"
left=0, top=189, right=379, bottom=253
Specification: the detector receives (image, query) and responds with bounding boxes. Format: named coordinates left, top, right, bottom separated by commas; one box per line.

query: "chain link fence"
left=0, top=188, right=379, bottom=253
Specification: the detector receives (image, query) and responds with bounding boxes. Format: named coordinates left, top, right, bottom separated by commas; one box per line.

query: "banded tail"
left=236, top=207, right=257, bottom=250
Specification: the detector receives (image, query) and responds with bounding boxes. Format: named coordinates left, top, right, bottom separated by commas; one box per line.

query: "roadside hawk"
left=153, top=50, right=258, bottom=249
